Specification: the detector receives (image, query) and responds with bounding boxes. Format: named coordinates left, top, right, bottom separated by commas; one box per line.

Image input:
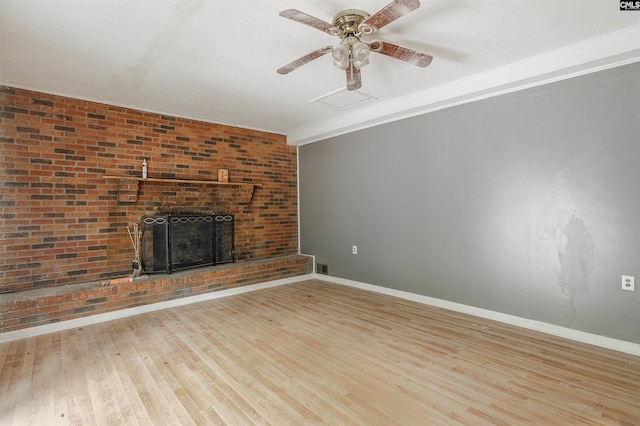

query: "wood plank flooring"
left=1, top=279, right=639, bottom=425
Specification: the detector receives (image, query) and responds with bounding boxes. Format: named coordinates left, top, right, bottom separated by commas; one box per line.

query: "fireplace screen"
left=141, top=214, right=234, bottom=274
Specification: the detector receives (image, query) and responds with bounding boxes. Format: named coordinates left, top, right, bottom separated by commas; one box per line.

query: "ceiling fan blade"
left=359, top=0, right=420, bottom=33
left=346, top=64, right=362, bottom=91
left=370, top=41, right=433, bottom=67
left=277, top=46, right=333, bottom=75
left=279, top=9, right=340, bottom=35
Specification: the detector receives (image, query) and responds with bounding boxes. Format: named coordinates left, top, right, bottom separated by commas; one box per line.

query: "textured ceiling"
left=1, top=0, right=639, bottom=144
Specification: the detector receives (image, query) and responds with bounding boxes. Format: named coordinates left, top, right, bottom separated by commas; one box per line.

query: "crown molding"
left=288, top=25, right=640, bottom=145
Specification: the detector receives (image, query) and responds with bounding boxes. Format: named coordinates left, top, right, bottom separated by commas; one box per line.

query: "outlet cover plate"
left=622, top=275, right=635, bottom=291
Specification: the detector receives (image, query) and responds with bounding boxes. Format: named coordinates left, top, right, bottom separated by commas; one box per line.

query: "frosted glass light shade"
left=332, top=44, right=350, bottom=70
left=352, top=42, right=370, bottom=69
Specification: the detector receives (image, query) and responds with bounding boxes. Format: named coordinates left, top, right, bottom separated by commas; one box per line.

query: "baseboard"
left=0, top=274, right=314, bottom=344
left=315, top=274, right=640, bottom=356
left=6, top=272, right=638, bottom=356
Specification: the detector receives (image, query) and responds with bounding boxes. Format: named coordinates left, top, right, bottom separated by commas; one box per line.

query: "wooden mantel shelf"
left=103, top=175, right=259, bottom=187
left=103, top=175, right=260, bottom=206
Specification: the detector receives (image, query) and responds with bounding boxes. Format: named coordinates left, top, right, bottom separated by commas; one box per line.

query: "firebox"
left=141, top=214, right=234, bottom=274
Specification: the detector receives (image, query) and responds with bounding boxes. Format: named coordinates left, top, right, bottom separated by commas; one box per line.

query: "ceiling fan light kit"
left=277, top=0, right=433, bottom=91
left=332, top=36, right=371, bottom=70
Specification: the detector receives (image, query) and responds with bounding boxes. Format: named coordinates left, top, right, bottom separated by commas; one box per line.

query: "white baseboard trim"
left=0, top=274, right=314, bottom=344
left=315, top=274, right=640, bottom=356
left=6, top=272, right=638, bottom=356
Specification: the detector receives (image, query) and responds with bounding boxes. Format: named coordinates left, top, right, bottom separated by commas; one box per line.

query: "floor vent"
left=316, top=263, right=328, bottom=275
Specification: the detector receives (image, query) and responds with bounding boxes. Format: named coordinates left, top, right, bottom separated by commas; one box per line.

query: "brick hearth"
left=1, top=255, right=312, bottom=333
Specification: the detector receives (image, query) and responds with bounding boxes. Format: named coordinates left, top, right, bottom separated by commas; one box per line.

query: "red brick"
left=0, top=255, right=311, bottom=332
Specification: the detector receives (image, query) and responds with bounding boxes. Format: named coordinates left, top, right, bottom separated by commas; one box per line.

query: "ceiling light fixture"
left=332, top=36, right=371, bottom=71
left=329, top=10, right=371, bottom=89
left=277, top=1, right=433, bottom=91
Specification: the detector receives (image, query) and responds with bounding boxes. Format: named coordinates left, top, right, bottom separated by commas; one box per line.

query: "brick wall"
left=0, top=86, right=299, bottom=294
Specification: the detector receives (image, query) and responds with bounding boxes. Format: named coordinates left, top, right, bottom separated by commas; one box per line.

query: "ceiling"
left=1, top=1, right=639, bottom=145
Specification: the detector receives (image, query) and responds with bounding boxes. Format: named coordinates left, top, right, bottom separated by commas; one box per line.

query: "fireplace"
left=141, top=214, right=234, bottom=274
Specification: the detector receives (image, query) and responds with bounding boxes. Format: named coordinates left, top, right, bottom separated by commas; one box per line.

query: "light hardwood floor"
left=1, top=279, right=639, bottom=425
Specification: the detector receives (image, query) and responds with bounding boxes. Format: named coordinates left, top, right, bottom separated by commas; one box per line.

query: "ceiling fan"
left=276, top=0, right=433, bottom=91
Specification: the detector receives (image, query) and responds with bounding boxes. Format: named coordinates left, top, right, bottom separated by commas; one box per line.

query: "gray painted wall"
left=299, top=62, right=640, bottom=344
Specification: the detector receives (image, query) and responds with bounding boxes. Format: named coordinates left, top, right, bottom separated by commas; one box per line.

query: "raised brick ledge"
left=0, top=255, right=313, bottom=333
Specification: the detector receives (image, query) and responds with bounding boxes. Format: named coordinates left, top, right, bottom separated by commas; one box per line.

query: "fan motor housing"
left=332, top=9, right=370, bottom=38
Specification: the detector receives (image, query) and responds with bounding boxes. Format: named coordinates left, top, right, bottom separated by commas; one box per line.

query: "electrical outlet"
left=352, top=245, right=357, bottom=255
left=622, top=275, right=635, bottom=291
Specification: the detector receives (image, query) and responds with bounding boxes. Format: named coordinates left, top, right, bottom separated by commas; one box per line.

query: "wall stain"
left=536, top=201, right=571, bottom=240
left=557, top=215, right=594, bottom=297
